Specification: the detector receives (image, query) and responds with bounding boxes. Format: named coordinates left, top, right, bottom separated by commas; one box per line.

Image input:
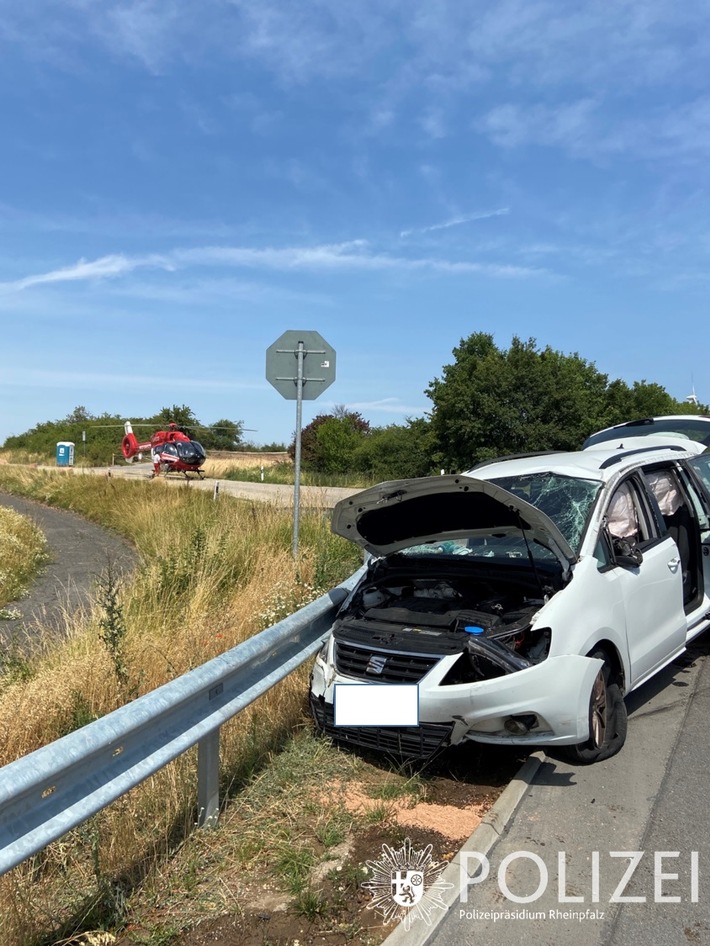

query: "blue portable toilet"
left=56, top=442, right=75, bottom=467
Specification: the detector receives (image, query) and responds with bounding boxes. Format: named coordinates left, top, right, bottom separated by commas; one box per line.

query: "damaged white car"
left=310, top=438, right=710, bottom=763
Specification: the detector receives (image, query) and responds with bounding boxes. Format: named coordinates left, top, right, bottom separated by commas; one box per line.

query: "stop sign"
left=266, top=330, right=336, bottom=400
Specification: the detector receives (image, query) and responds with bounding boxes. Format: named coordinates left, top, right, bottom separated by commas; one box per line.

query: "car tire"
left=565, top=650, right=627, bottom=764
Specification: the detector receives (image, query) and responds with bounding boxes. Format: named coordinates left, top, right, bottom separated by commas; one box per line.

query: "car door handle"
left=667, top=557, right=681, bottom=571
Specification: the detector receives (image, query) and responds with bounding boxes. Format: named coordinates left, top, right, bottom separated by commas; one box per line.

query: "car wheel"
left=565, top=650, right=627, bottom=764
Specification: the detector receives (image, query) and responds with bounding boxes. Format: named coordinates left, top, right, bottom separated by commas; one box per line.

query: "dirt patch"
left=117, top=744, right=524, bottom=946
left=157, top=825, right=463, bottom=946
left=325, top=778, right=487, bottom=843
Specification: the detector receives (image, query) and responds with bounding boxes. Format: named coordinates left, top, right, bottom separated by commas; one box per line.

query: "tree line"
left=2, top=405, right=251, bottom=465
left=289, top=333, right=706, bottom=479
left=4, top=334, right=705, bottom=473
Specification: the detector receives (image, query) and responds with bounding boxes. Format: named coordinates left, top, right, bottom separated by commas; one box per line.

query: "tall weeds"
left=0, top=468, right=361, bottom=945
left=0, top=507, right=49, bottom=610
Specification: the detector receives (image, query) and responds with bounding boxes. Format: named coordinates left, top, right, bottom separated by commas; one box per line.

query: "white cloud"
left=477, top=95, right=710, bottom=162
left=4, top=1, right=710, bottom=165
left=477, top=100, right=599, bottom=152
left=400, top=208, right=510, bottom=238
left=341, top=397, right=427, bottom=416
left=0, top=253, right=174, bottom=292
left=108, top=276, right=333, bottom=308
left=0, top=239, right=551, bottom=295
left=5, top=1, right=710, bottom=96
left=0, top=366, right=264, bottom=392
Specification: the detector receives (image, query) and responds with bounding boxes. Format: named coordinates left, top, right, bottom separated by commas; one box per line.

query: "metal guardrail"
left=0, top=568, right=364, bottom=877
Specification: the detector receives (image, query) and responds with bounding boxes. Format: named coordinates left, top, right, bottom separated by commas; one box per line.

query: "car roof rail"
left=617, top=418, right=655, bottom=427
left=598, top=444, right=686, bottom=470
left=469, top=450, right=563, bottom=471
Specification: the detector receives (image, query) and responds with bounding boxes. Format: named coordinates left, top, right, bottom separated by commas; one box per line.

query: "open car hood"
left=331, top=474, right=577, bottom=570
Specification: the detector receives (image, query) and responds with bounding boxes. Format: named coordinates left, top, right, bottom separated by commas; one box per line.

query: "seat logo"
left=366, top=654, right=388, bottom=675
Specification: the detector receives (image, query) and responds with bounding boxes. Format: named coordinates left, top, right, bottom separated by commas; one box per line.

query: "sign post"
left=266, top=330, right=336, bottom=557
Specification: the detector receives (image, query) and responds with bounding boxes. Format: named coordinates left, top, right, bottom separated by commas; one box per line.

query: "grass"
left=0, top=447, right=378, bottom=489
left=219, top=460, right=378, bottom=490
left=110, top=728, right=438, bottom=943
left=0, top=466, right=364, bottom=946
left=0, top=466, right=500, bottom=946
left=0, top=506, right=50, bottom=611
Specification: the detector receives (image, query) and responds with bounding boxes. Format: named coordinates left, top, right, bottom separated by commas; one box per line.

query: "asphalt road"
left=61, top=462, right=361, bottom=507
left=423, top=632, right=710, bottom=946
left=0, top=492, right=137, bottom=649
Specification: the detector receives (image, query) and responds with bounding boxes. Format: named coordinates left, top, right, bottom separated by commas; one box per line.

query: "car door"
left=598, top=474, right=685, bottom=688
left=685, top=454, right=710, bottom=605
left=643, top=462, right=704, bottom=613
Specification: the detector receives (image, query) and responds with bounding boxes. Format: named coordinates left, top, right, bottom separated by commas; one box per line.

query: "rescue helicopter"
left=121, top=421, right=207, bottom=479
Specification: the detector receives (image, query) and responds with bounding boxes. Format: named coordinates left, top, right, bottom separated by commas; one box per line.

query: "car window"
left=584, top=418, right=710, bottom=448
left=596, top=477, right=656, bottom=571
left=680, top=462, right=710, bottom=534
left=688, top=454, right=710, bottom=495
left=605, top=478, right=656, bottom=545
left=593, top=534, right=613, bottom=569
left=642, top=462, right=703, bottom=535
left=488, top=472, right=602, bottom=553
left=645, top=469, right=682, bottom=518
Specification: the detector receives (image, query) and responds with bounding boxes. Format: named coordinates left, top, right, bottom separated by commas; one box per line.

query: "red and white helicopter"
left=121, top=421, right=207, bottom=479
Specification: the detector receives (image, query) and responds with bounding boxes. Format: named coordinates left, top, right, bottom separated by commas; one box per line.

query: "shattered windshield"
left=489, top=473, right=602, bottom=553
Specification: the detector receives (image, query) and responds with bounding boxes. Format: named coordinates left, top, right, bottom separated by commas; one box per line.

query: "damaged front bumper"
left=310, top=650, right=603, bottom=757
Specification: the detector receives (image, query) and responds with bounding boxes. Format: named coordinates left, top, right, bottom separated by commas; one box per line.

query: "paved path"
left=41, top=463, right=362, bottom=507
left=0, top=492, right=137, bottom=649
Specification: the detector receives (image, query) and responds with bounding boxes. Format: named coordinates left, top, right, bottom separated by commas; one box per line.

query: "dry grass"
left=0, top=507, right=50, bottom=610
left=0, top=449, right=47, bottom=466
left=201, top=451, right=289, bottom=478
left=0, top=467, right=361, bottom=945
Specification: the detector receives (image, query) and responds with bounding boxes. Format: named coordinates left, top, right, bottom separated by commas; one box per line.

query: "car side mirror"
left=612, top=536, right=643, bottom=568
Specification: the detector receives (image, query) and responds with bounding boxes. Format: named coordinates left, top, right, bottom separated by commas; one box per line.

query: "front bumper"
left=310, top=650, right=603, bottom=756
left=310, top=696, right=454, bottom=759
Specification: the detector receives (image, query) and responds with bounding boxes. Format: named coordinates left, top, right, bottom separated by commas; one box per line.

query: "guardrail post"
left=0, top=571, right=363, bottom=875
left=197, top=728, right=220, bottom=828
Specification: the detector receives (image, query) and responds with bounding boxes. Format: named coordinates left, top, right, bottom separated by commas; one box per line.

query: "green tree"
left=152, top=404, right=200, bottom=431
left=291, top=408, right=370, bottom=473
left=427, top=333, right=612, bottom=469
left=199, top=419, right=245, bottom=451
left=64, top=405, right=95, bottom=424
left=353, top=418, right=435, bottom=479
left=604, top=379, right=695, bottom=424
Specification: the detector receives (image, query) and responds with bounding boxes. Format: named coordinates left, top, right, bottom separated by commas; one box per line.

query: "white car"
left=310, top=437, right=710, bottom=763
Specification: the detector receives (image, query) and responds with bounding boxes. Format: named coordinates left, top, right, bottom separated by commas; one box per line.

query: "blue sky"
left=1, top=1, right=708, bottom=447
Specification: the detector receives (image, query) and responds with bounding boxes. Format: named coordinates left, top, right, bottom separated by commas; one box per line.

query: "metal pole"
left=197, top=729, right=220, bottom=828
left=292, top=341, right=304, bottom=558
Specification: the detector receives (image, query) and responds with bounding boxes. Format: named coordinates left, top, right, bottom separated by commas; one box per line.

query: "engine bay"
left=332, top=557, right=559, bottom=681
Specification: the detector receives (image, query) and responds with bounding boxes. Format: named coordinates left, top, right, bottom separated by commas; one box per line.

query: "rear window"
left=584, top=418, right=710, bottom=449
